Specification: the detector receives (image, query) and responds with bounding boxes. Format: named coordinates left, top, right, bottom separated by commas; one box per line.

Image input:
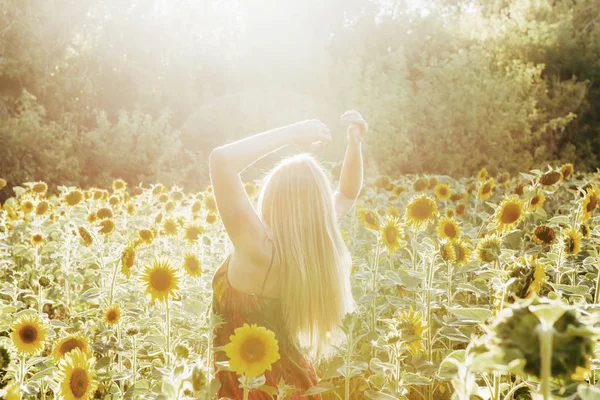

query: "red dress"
left=212, top=253, right=322, bottom=399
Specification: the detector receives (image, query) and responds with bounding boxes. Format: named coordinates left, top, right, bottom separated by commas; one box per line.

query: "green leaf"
left=304, top=382, right=336, bottom=395
left=446, top=306, right=492, bottom=323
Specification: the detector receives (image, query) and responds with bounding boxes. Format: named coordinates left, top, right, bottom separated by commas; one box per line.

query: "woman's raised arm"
left=334, top=110, right=367, bottom=220
left=209, top=120, right=331, bottom=260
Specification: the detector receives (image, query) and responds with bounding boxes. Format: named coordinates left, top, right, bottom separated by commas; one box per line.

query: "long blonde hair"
left=257, top=153, right=355, bottom=354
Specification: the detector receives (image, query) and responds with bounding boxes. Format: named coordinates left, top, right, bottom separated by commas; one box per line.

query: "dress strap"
left=258, top=241, right=276, bottom=297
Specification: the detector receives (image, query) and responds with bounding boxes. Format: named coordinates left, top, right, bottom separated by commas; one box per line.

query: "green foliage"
left=0, top=0, right=599, bottom=192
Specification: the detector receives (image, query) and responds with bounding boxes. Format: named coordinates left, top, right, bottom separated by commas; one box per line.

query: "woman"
left=210, top=110, right=367, bottom=399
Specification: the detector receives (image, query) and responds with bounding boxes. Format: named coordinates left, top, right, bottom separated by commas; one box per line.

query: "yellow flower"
left=528, top=192, right=545, bottom=211
left=380, top=216, right=402, bottom=254
left=394, top=308, right=426, bottom=356
left=21, top=199, right=35, bottom=214
left=581, top=184, right=599, bottom=221
left=434, top=183, right=452, bottom=201
left=3, top=382, right=19, bottom=400
left=560, top=163, right=574, bottom=180
left=98, top=219, right=115, bottom=235
left=224, top=323, right=280, bottom=378
left=112, top=179, right=127, bottom=192
left=539, top=171, right=562, bottom=187
left=184, top=224, right=204, bottom=243
left=478, top=179, right=495, bottom=201
left=78, top=226, right=93, bottom=247
left=138, top=229, right=154, bottom=244
left=494, top=196, right=524, bottom=232
left=36, top=200, right=50, bottom=216
left=405, top=194, right=438, bottom=230
left=64, top=190, right=84, bottom=206
left=439, top=239, right=456, bottom=263
left=525, top=257, right=546, bottom=298
left=412, top=178, right=429, bottom=192
left=31, top=233, right=44, bottom=247
left=388, top=206, right=400, bottom=218
left=141, top=259, right=180, bottom=302
left=121, top=245, right=136, bottom=278
left=436, top=217, right=461, bottom=240
left=476, top=235, right=502, bottom=264
left=56, top=348, right=97, bottom=400
left=532, top=226, right=555, bottom=246
left=477, top=167, right=488, bottom=182
left=451, top=239, right=472, bottom=265
left=191, top=201, right=202, bottom=214
left=205, top=196, right=217, bottom=213
left=358, top=207, right=380, bottom=231
left=456, top=203, right=466, bottom=217
left=10, top=313, right=49, bottom=355
left=183, top=252, right=202, bottom=277
left=580, top=223, right=591, bottom=239
left=108, top=195, right=120, bottom=206
left=104, top=305, right=120, bottom=325
left=206, top=213, right=218, bottom=225
left=96, top=207, right=113, bottom=220
left=563, top=228, right=582, bottom=255
left=52, top=334, right=91, bottom=361
left=163, top=218, right=178, bottom=236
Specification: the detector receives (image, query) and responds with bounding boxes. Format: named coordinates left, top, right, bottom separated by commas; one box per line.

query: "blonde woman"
left=210, top=111, right=367, bottom=399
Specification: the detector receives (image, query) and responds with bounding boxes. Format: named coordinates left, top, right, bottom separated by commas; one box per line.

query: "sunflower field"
left=0, top=163, right=599, bottom=400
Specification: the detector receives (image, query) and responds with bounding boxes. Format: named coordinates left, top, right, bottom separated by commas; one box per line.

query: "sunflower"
left=87, top=212, right=97, bottom=223
left=581, top=184, right=599, bottom=221
left=98, top=219, right=115, bottom=235
left=64, top=190, right=84, bottom=206
left=428, top=177, right=438, bottom=189
left=3, top=382, right=19, bottom=400
left=112, top=179, right=127, bottom=192
left=560, top=163, right=574, bottom=180
left=104, top=305, right=120, bottom=325
left=388, top=206, right=400, bottom=218
left=374, top=176, right=394, bottom=191
left=476, top=235, right=502, bottom=264
left=56, top=348, right=97, bottom=400
left=0, top=345, right=10, bottom=370
left=539, top=171, right=563, bottom=187
left=205, top=196, right=217, bottom=213
left=358, top=207, right=380, bottom=231
left=451, top=239, right=472, bottom=265
left=436, top=217, right=461, bottom=240
left=52, top=334, right=91, bottom=361
left=21, top=199, right=34, bottom=214
left=165, top=201, right=175, bottom=213
left=528, top=192, right=546, bottom=211
left=525, top=258, right=547, bottom=298
left=563, top=228, right=582, bottom=255
left=405, top=194, right=438, bottom=230
left=183, top=252, right=202, bottom=277
left=31, top=233, right=45, bottom=247
left=206, top=213, right=218, bottom=225
left=497, top=172, right=510, bottom=184
left=10, top=313, right=49, bottom=355
left=184, top=224, right=204, bottom=243
left=393, top=308, right=426, bottom=356
left=163, top=218, right=178, bottom=236
left=580, top=223, right=591, bottom=239
left=96, top=207, right=113, bottom=219
left=380, top=216, right=402, bottom=254
left=141, top=259, right=180, bottom=302
left=224, top=323, right=280, bottom=377
left=478, top=179, right=495, bottom=201
left=190, top=201, right=201, bottom=214
left=439, top=239, right=456, bottom=263
left=446, top=209, right=455, bottom=218
left=121, top=246, right=136, bottom=278
left=126, top=203, right=135, bottom=215
left=152, top=184, right=166, bottom=196
left=36, top=200, right=50, bottom=216
left=494, top=196, right=524, bottom=232
left=138, top=229, right=154, bottom=244
left=514, top=184, right=525, bottom=196
left=393, top=185, right=408, bottom=196
left=477, top=167, right=488, bottom=182
left=78, top=226, right=93, bottom=247
left=158, top=194, right=169, bottom=204
left=456, top=203, right=466, bottom=217
left=108, top=195, right=120, bottom=206
left=413, top=178, right=429, bottom=192
left=434, top=183, right=452, bottom=201
left=91, top=189, right=104, bottom=201
left=532, top=226, right=555, bottom=246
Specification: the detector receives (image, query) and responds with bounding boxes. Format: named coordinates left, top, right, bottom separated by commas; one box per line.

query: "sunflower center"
left=443, top=223, right=456, bottom=238
left=60, top=339, right=84, bottom=356
left=69, top=368, right=89, bottom=398
left=482, top=183, right=491, bottom=194
left=365, top=213, right=376, bottom=225
left=150, top=269, right=172, bottom=292
left=240, top=337, right=265, bottom=363
left=411, top=200, right=433, bottom=220
left=531, top=196, right=540, bottom=206
left=586, top=195, right=598, bottom=212
left=186, top=258, right=200, bottom=272
left=106, top=310, right=118, bottom=323
left=439, top=188, right=447, bottom=196
left=535, top=228, right=555, bottom=244
left=500, top=203, right=521, bottom=224
left=20, top=325, right=38, bottom=344
left=566, top=237, right=576, bottom=253
left=385, top=226, right=397, bottom=244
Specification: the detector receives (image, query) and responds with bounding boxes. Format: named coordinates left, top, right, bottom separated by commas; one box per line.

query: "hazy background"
left=0, top=0, right=598, bottom=199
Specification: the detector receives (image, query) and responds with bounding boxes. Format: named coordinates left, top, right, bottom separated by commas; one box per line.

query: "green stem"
left=345, top=327, right=353, bottom=400
left=108, top=258, right=120, bottom=306
left=132, top=336, right=137, bottom=392
left=493, top=372, right=501, bottom=400
left=243, top=387, right=249, bottom=400
left=371, top=244, right=382, bottom=333
left=539, top=322, right=553, bottom=400
left=19, top=354, right=26, bottom=385
left=165, top=298, right=171, bottom=366
left=38, top=284, right=43, bottom=316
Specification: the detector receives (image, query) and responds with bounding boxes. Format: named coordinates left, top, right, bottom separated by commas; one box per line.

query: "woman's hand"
left=288, top=119, right=332, bottom=150
left=341, top=110, right=368, bottom=145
